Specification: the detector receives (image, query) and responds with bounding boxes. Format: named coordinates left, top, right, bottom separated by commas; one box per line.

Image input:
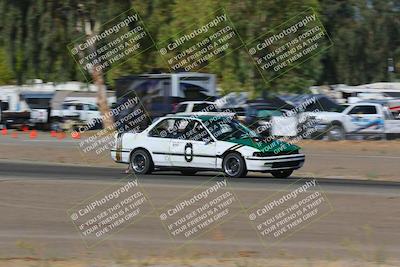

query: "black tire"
left=386, top=133, right=398, bottom=140
left=327, top=125, right=345, bottom=141
left=130, top=149, right=154, bottom=174
left=180, top=170, right=197, bottom=175
left=222, top=152, right=247, bottom=178
left=271, top=170, right=293, bottom=178
left=310, top=132, right=324, bottom=140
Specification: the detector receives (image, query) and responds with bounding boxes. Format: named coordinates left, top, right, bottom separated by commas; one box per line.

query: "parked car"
left=50, top=101, right=102, bottom=131
left=304, top=102, right=400, bottom=140
left=115, top=73, right=216, bottom=124
left=173, top=101, right=220, bottom=114
left=222, top=103, right=284, bottom=136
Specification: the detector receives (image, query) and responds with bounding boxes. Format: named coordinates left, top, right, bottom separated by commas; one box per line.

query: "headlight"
left=253, top=150, right=299, bottom=157
left=307, top=116, right=322, bottom=123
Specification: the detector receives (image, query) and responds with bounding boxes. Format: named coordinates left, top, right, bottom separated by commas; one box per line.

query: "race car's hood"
left=226, top=137, right=300, bottom=153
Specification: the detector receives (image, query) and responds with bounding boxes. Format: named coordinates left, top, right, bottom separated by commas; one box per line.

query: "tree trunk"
left=92, top=66, right=114, bottom=131
left=82, top=18, right=114, bottom=131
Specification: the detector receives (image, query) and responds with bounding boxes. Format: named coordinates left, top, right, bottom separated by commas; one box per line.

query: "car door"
left=65, top=104, right=80, bottom=119
left=346, top=105, right=384, bottom=133
left=146, top=118, right=177, bottom=167
left=84, top=104, right=101, bottom=122
left=169, top=119, right=217, bottom=169
left=383, top=108, right=400, bottom=134
left=75, top=104, right=86, bottom=121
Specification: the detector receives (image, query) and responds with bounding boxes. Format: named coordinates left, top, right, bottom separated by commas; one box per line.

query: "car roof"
left=351, top=102, right=382, bottom=106
left=248, top=103, right=279, bottom=109
left=63, top=101, right=95, bottom=105
left=223, top=103, right=279, bottom=109
left=166, top=113, right=234, bottom=121
left=178, top=101, right=215, bottom=105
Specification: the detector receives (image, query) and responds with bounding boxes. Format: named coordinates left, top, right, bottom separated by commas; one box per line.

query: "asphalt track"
left=2, top=160, right=400, bottom=186
left=0, top=160, right=399, bottom=261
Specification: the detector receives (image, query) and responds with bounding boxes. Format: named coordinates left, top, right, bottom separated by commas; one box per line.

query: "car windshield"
left=256, top=109, right=282, bottom=118
left=203, top=117, right=261, bottom=141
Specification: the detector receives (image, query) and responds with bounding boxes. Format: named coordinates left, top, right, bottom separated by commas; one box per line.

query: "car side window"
left=192, top=103, right=217, bottom=112
left=233, top=107, right=246, bottom=116
left=68, top=104, right=76, bottom=110
left=383, top=108, right=393, bottom=120
left=88, top=104, right=98, bottom=111
left=148, top=119, right=176, bottom=138
left=175, top=104, right=187, bottom=113
left=182, top=120, right=212, bottom=142
left=348, top=105, right=377, bottom=115
left=148, top=118, right=212, bottom=141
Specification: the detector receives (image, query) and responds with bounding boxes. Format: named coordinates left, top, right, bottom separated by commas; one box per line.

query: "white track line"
left=309, top=153, right=400, bottom=159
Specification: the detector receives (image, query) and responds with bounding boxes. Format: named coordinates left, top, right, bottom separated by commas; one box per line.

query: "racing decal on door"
left=350, top=117, right=384, bottom=133
left=184, top=143, right=193, bottom=162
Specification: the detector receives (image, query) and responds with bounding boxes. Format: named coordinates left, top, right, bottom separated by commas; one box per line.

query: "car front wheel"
left=327, top=125, right=345, bottom=141
left=130, top=149, right=154, bottom=174
left=222, top=153, right=247, bottom=178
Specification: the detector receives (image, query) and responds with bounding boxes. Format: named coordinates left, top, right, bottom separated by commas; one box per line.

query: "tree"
left=0, top=47, right=14, bottom=84
left=0, top=0, right=398, bottom=93
left=319, top=0, right=400, bottom=85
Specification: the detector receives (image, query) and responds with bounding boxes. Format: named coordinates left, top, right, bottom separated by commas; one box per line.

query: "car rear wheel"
left=222, top=152, right=247, bottom=178
left=130, top=149, right=153, bottom=174
left=271, top=170, right=293, bottom=178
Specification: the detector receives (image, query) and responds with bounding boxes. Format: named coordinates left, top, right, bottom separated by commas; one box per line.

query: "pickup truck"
left=304, top=102, right=400, bottom=140
left=173, top=101, right=221, bottom=114
left=50, top=101, right=102, bottom=131
left=31, top=101, right=102, bottom=131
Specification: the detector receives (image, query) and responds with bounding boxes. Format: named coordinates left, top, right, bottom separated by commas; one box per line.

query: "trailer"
left=114, top=72, right=217, bottom=132
left=0, top=88, right=32, bottom=129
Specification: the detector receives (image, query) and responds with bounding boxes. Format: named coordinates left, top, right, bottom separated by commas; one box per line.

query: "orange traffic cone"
left=29, top=130, right=38, bottom=139
left=50, top=130, right=57, bottom=137
left=57, top=132, right=66, bottom=140
left=22, top=125, right=29, bottom=132
left=71, top=131, right=80, bottom=139
left=1, top=128, right=7, bottom=136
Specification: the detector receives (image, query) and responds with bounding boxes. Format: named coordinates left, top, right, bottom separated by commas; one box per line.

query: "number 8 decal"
left=184, top=143, right=193, bottom=162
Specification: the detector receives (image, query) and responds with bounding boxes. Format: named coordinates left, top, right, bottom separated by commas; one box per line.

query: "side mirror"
left=204, top=139, right=214, bottom=145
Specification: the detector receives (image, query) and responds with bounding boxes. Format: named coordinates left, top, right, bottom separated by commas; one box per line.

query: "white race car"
left=111, top=114, right=305, bottom=178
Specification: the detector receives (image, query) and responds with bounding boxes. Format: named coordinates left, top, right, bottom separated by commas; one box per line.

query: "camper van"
left=0, top=88, right=33, bottom=129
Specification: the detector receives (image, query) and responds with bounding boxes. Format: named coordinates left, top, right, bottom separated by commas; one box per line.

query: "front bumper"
left=245, top=154, right=305, bottom=172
